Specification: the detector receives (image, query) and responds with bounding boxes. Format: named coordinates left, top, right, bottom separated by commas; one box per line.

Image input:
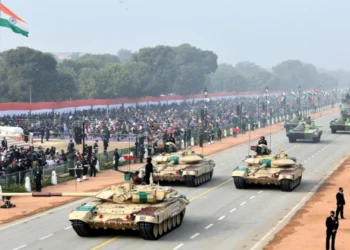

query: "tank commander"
left=306, top=116, right=312, bottom=125
left=258, top=136, right=267, bottom=146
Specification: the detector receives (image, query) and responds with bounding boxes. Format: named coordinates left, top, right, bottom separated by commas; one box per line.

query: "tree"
left=0, top=47, right=60, bottom=102
left=117, top=49, right=132, bottom=63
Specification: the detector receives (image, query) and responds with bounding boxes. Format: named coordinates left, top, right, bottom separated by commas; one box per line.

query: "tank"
left=284, top=114, right=303, bottom=132
left=139, top=143, right=215, bottom=187
left=330, top=117, right=350, bottom=133
left=231, top=151, right=304, bottom=191
left=0, top=172, right=189, bottom=240
left=286, top=122, right=322, bottom=143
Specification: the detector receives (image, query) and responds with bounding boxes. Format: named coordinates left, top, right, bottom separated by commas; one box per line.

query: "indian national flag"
left=291, top=91, right=296, bottom=98
left=0, top=3, right=28, bottom=37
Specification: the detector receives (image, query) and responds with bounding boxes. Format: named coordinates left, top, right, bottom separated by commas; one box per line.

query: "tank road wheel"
left=139, top=222, right=160, bottom=240
left=194, top=177, right=199, bottom=186
left=313, top=136, right=320, bottom=143
left=281, top=179, right=293, bottom=192
left=331, top=128, right=336, bottom=134
left=185, top=176, right=195, bottom=187
left=209, top=170, right=213, bottom=180
left=71, top=220, right=95, bottom=237
left=172, top=216, right=177, bottom=228
left=289, top=137, right=296, bottom=143
left=176, top=213, right=181, bottom=225
left=233, top=177, right=247, bottom=189
left=167, top=217, right=172, bottom=231
left=158, top=221, right=164, bottom=236
left=163, top=219, right=168, bottom=233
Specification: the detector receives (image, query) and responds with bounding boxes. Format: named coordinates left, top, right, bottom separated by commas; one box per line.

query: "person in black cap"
left=90, top=153, right=98, bottom=177
left=258, top=136, right=267, bottom=146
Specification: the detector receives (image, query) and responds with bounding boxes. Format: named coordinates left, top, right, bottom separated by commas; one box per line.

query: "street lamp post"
left=199, top=87, right=208, bottom=154
left=298, top=85, right=301, bottom=115
left=265, top=86, right=268, bottom=121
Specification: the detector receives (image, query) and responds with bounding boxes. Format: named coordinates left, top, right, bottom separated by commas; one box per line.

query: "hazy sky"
left=0, top=0, right=349, bottom=70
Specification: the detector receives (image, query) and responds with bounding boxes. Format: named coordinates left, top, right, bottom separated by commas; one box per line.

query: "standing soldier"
left=336, top=187, right=345, bottom=219
left=93, top=140, right=99, bottom=154
left=40, top=126, right=45, bottom=143
left=217, top=127, right=222, bottom=141
left=67, top=139, right=75, bottom=154
left=34, top=165, right=43, bottom=192
left=144, top=157, right=153, bottom=184
left=45, top=126, right=50, bottom=141
left=90, top=153, right=97, bottom=177
left=103, top=137, right=108, bottom=153
left=326, top=210, right=339, bottom=250
left=1, top=137, right=7, bottom=150
left=114, top=148, right=120, bottom=171
left=140, top=145, right=145, bottom=163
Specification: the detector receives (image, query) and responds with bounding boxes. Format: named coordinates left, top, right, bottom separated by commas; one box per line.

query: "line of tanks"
left=0, top=140, right=305, bottom=241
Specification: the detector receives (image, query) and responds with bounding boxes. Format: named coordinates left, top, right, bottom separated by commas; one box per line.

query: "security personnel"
left=336, top=187, right=345, bottom=219
left=258, top=136, right=267, bottom=146
left=67, top=140, right=75, bottom=154
left=326, top=210, right=339, bottom=250
left=144, top=157, right=153, bottom=184
left=90, top=153, right=98, bottom=177
left=103, top=137, right=108, bottom=153
left=34, top=165, right=43, bottom=192
left=40, top=126, right=45, bottom=143
left=93, top=140, right=99, bottom=154
left=114, top=148, right=120, bottom=171
left=1, top=137, right=7, bottom=150
left=45, top=126, right=50, bottom=141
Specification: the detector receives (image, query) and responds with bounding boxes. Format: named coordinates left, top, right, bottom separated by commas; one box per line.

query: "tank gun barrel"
left=0, top=192, right=97, bottom=197
left=250, top=163, right=267, bottom=175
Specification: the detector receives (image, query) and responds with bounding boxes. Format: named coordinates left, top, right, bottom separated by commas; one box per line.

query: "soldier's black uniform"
left=103, top=138, right=108, bottom=153
left=45, top=127, right=50, bottom=141
left=336, top=189, right=345, bottom=219
left=40, top=127, right=45, bottom=143
left=93, top=141, right=99, bottom=154
left=90, top=154, right=97, bottom=177
left=34, top=167, right=43, bottom=192
left=114, top=149, right=120, bottom=170
left=326, top=213, right=339, bottom=250
left=144, top=157, right=153, bottom=184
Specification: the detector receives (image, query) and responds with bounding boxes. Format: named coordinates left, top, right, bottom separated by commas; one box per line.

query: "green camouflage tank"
left=286, top=122, right=322, bottom=143
left=330, top=117, right=350, bottom=133
left=284, top=113, right=306, bottom=132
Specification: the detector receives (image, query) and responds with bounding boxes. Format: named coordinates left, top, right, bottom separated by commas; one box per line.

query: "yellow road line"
left=89, top=143, right=301, bottom=249
left=90, top=236, right=119, bottom=250
left=190, top=179, right=232, bottom=202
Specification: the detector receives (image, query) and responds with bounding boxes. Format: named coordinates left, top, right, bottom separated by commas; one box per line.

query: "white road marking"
left=240, top=201, right=246, bottom=206
left=12, top=245, right=27, bottom=250
left=173, top=243, right=184, bottom=250
left=190, top=233, right=200, bottom=239
left=258, top=190, right=263, bottom=194
left=64, top=226, right=72, bottom=230
left=250, top=147, right=347, bottom=250
left=205, top=224, right=214, bottom=229
left=218, top=215, right=226, bottom=220
left=230, top=208, right=237, bottom=213
left=39, top=234, right=54, bottom=240
left=250, top=195, right=255, bottom=199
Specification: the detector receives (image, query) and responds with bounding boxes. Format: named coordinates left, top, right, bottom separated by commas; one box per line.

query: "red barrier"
left=0, top=90, right=282, bottom=111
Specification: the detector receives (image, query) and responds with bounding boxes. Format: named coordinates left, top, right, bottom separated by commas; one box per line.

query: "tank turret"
left=0, top=173, right=189, bottom=240
left=232, top=150, right=305, bottom=192
left=330, top=117, right=350, bottom=133
left=140, top=148, right=215, bottom=187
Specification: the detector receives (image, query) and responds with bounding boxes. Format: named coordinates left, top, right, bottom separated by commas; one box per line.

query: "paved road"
left=1, top=112, right=349, bottom=250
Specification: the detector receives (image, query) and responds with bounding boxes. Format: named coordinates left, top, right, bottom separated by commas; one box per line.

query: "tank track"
left=233, top=176, right=247, bottom=189
left=139, top=210, right=185, bottom=240
left=71, top=220, right=96, bottom=237
left=280, top=177, right=302, bottom=192
left=184, top=170, right=213, bottom=187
